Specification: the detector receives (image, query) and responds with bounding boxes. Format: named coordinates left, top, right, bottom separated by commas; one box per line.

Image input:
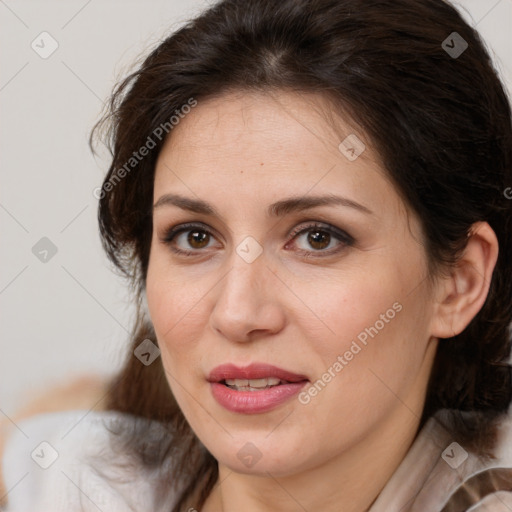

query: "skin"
left=146, top=89, right=499, bottom=512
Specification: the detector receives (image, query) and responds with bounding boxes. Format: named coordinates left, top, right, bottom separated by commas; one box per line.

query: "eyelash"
left=160, top=221, right=354, bottom=258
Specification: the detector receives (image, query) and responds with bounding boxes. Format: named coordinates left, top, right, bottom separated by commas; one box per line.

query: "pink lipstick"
left=208, top=363, right=309, bottom=414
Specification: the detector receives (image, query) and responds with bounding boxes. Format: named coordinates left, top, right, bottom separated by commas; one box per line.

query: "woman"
left=2, top=0, right=512, bottom=510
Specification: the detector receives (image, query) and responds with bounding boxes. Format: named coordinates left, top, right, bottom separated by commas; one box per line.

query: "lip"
left=208, top=363, right=309, bottom=383
left=208, top=363, right=309, bottom=414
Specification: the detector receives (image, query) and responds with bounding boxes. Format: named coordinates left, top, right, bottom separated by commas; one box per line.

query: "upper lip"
left=208, top=363, right=309, bottom=383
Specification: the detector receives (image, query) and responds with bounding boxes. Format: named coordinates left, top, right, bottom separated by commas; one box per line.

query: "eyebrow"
left=153, top=193, right=373, bottom=217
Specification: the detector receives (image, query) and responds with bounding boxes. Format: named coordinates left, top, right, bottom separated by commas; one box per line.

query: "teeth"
left=224, top=377, right=282, bottom=390
left=226, top=379, right=249, bottom=387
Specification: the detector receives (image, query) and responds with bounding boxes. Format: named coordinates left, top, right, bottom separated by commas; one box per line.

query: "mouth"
left=207, top=363, right=309, bottom=414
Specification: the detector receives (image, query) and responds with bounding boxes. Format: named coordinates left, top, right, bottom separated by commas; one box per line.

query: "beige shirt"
left=369, top=408, right=512, bottom=511
left=2, top=407, right=512, bottom=511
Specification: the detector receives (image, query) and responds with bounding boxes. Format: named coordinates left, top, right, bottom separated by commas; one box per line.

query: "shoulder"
left=446, top=407, right=512, bottom=511
left=1, top=409, right=175, bottom=511
left=370, top=405, right=512, bottom=511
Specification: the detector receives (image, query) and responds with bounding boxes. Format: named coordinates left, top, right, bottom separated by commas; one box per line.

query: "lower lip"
left=210, top=381, right=308, bottom=414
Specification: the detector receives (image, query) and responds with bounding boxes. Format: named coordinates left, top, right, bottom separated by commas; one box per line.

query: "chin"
left=206, top=432, right=313, bottom=477
left=221, top=452, right=301, bottom=477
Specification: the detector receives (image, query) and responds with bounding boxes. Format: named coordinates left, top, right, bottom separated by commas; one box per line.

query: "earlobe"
left=430, top=221, right=499, bottom=340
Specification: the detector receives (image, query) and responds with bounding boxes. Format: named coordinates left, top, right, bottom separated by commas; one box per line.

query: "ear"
left=430, top=221, right=499, bottom=339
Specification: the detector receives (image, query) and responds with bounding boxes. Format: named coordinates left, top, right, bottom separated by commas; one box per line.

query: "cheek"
left=145, top=250, right=211, bottom=370
left=300, top=269, right=401, bottom=356
left=303, top=261, right=431, bottom=397
left=145, top=267, right=206, bottom=412
left=304, top=293, right=432, bottom=430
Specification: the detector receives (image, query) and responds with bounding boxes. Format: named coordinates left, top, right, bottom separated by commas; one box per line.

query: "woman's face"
left=146, top=89, right=440, bottom=476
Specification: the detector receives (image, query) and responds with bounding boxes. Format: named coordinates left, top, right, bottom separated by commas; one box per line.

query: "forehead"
left=160, top=89, right=377, bottom=164
left=153, top=89, right=405, bottom=222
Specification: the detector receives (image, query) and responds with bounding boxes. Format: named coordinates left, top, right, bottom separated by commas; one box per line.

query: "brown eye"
left=307, top=230, right=331, bottom=250
left=161, top=223, right=218, bottom=255
left=287, top=222, right=354, bottom=257
left=187, top=230, right=210, bottom=249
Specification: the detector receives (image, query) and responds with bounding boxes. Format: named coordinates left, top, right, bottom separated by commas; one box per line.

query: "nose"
left=209, top=248, right=287, bottom=343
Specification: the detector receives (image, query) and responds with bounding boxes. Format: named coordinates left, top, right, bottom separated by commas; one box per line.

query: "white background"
left=1, top=0, right=511, bottom=414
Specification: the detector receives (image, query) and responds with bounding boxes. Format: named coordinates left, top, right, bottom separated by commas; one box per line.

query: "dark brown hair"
left=90, top=0, right=512, bottom=509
